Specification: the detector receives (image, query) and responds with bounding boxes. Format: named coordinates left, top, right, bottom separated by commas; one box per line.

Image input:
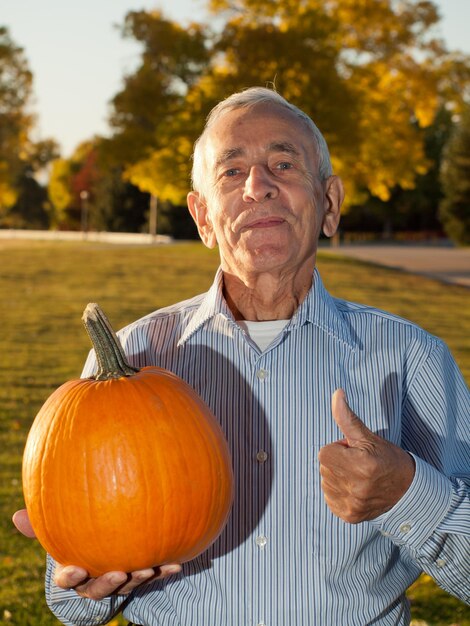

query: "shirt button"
left=256, top=369, right=269, bottom=380
left=436, top=558, right=446, bottom=568
left=256, top=535, right=267, bottom=549
left=399, top=522, right=412, bottom=534
left=256, top=450, right=268, bottom=463
left=257, top=622, right=266, bottom=626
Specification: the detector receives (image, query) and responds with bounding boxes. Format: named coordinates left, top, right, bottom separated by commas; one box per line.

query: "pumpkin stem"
left=82, top=303, right=139, bottom=380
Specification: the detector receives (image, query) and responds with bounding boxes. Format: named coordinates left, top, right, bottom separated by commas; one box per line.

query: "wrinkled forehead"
left=204, top=102, right=319, bottom=168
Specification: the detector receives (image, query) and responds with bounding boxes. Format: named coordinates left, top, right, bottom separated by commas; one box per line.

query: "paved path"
left=321, top=244, right=470, bottom=288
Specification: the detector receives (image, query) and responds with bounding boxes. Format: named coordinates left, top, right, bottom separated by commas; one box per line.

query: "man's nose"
left=242, top=165, right=279, bottom=203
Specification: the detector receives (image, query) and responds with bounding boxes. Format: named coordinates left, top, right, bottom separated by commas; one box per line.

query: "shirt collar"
left=290, top=267, right=358, bottom=350
left=178, top=268, right=232, bottom=345
left=178, top=266, right=358, bottom=350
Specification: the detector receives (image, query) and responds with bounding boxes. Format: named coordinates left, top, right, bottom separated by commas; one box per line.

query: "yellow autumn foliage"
left=47, top=159, right=73, bottom=225
left=103, top=1, right=470, bottom=216
left=124, top=137, right=193, bottom=206
left=0, top=181, right=18, bottom=212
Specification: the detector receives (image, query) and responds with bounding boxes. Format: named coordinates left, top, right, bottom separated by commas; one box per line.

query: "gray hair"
left=191, top=87, right=333, bottom=195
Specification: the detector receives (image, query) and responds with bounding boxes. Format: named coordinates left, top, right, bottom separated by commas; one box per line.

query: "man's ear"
left=187, top=191, right=217, bottom=249
left=322, top=175, right=344, bottom=238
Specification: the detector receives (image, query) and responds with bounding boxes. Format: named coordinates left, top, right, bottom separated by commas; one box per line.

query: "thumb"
left=332, top=389, right=374, bottom=447
left=12, top=509, right=36, bottom=538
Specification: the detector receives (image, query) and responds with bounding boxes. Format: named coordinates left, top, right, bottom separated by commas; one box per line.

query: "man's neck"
left=222, top=266, right=314, bottom=321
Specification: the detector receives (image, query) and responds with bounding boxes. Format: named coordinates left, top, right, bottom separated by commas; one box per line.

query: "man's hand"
left=52, top=562, right=182, bottom=600
left=12, top=509, right=36, bottom=537
left=318, top=389, right=415, bottom=523
left=12, top=509, right=182, bottom=600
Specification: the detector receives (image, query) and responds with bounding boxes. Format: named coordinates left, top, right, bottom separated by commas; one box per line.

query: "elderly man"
left=15, top=87, right=469, bottom=625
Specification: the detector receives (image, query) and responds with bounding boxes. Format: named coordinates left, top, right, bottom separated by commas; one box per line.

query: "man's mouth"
left=243, top=217, right=286, bottom=229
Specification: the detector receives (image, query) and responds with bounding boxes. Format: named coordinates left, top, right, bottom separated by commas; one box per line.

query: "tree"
left=203, top=0, right=470, bottom=206
left=0, top=27, right=59, bottom=228
left=100, top=11, right=211, bottom=234
left=0, top=26, right=33, bottom=217
left=342, top=106, right=454, bottom=237
left=47, top=139, right=162, bottom=234
left=439, top=106, right=470, bottom=245
left=91, top=166, right=150, bottom=233
left=47, top=158, right=73, bottom=228
left=105, top=11, right=209, bottom=167
left=102, top=1, right=470, bottom=235
left=47, top=141, right=100, bottom=230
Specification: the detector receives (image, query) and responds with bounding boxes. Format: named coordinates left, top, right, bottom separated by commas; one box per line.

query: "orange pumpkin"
left=22, top=303, right=233, bottom=577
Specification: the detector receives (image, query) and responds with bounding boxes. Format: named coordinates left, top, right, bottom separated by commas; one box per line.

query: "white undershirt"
left=237, top=319, right=289, bottom=352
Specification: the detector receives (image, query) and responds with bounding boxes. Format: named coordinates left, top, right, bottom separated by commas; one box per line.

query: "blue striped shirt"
left=46, top=268, right=470, bottom=625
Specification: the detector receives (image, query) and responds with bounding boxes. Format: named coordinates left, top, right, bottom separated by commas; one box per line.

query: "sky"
left=2, top=0, right=470, bottom=157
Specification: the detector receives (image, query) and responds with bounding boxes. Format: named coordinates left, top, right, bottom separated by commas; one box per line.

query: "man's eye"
left=224, top=168, right=239, bottom=177
left=277, top=162, right=293, bottom=170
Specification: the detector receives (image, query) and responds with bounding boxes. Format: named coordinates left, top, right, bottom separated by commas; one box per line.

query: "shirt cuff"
left=45, top=555, right=127, bottom=626
left=368, top=453, right=453, bottom=551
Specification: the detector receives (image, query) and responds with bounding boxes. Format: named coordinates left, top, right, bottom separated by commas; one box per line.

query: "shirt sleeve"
left=81, top=348, right=97, bottom=378
left=45, top=556, right=129, bottom=626
left=369, top=339, right=470, bottom=604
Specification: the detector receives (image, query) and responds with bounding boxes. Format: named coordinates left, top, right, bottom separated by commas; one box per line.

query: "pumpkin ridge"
left=133, top=371, right=230, bottom=563
left=119, top=379, right=164, bottom=568
left=27, top=381, right=89, bottom=567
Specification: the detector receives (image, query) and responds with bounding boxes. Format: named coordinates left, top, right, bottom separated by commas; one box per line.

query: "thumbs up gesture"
left=318, top=389, right=415, bottom=523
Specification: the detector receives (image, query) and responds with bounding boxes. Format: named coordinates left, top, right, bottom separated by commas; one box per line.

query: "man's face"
left=188, top=102, right=342, bottom=280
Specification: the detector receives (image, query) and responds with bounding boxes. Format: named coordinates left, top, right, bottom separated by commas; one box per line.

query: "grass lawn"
left=0, top=239, right=468, bottom=626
